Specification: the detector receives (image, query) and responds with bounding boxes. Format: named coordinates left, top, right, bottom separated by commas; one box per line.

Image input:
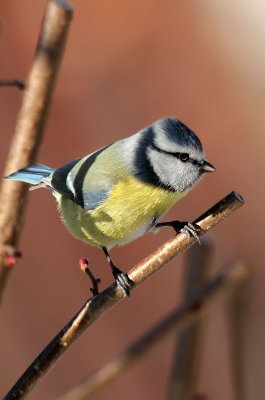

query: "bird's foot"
left=156, top=220, right=201, bottom=243
left=111, top=265, right=132, bottom=297
left=178, top=221, right=201, bottom=244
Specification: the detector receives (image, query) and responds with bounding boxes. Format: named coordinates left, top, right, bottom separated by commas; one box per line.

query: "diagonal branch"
left=3, top=191, right=244, bottom=400
left=57, top=261, right=249, bottom=400
left=0, top=0, right=73, bottom=303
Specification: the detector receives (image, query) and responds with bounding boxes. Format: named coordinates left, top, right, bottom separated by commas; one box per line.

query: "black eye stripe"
left=150, top=143, right=201, bottom=164
left=150, top=143, right=181, bottom=158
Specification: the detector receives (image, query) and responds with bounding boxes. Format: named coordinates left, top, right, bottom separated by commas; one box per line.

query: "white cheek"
left=147, top=149, right=178, bottom=186
left=147, top=149, right=201, bottom=191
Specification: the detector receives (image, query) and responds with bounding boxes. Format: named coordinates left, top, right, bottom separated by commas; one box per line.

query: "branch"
left=167, top=240, right=214, bottom=400
left=0, top=0, right=73, bottom=302
left=57, top=260, right=248, bottom=400
left=3, top=191, right=244, bottom=399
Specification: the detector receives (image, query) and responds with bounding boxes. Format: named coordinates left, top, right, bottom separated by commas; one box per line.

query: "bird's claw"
left=155, top=220, right=201, bottom=243
left=112, top=266, right=132, bottom=297
left=180, top=222, right=201, bottom=244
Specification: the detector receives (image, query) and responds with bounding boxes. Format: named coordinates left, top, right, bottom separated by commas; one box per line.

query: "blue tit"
left=5, top=117, right=215, bottom=295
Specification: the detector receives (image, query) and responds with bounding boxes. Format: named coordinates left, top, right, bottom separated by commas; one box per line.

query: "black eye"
left=179, top=153, right=189, bottom=162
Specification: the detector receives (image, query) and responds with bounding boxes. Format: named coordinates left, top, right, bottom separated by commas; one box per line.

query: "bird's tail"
left=4, top=164, right=54, bottom=188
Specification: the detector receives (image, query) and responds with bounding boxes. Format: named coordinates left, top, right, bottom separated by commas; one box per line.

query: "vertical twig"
left=167, top=240, right=214, bottom=400
left=227, top=263, right=250, bottom=400
left=0, top=0, right=73, bottom=302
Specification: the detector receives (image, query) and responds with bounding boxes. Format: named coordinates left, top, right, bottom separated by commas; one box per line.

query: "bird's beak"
left=202, top=160, right=215, bottom=172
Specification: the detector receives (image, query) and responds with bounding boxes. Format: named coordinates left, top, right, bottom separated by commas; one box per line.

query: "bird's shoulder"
left=51, top=141, right=131, bottom=210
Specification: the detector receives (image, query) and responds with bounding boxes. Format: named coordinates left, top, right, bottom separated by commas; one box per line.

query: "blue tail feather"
left=4, top=164, right=54, bottom=185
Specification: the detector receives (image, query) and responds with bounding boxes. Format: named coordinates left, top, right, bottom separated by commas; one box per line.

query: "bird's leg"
left=102, top=247, right=132, bottom=297
left=155, top=220, right=201, bottom=243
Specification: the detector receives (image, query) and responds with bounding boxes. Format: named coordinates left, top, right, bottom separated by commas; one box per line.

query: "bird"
left=4, top=117, right=215, bottom=296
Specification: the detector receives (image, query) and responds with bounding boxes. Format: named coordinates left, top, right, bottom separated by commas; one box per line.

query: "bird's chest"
left=57, top=177, right=187, bottom=248
left=89, top=177, right=186, bottom=243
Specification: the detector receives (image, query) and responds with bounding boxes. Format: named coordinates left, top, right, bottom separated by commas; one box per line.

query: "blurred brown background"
left=0, top=1, right=264, bottom=399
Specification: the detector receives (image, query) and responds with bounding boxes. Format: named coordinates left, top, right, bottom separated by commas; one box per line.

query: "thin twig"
left=167, top=240, right=214, bottom=400
left=0, top=0, right=73, bottom=303
left=3, top=191, right=244, bottom=400
left=79, top=257, right=101, bottom=296
left=0, top=80, right=25, bottom=90
left=57, top=261, right=248, bottom=400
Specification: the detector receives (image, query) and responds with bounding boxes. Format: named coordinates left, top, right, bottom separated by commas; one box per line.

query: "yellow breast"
left=57, top=176, right=187, bottom=248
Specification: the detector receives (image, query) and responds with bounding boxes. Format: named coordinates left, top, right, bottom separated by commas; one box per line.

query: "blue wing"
left=51, top=145, right=114, bottom=210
